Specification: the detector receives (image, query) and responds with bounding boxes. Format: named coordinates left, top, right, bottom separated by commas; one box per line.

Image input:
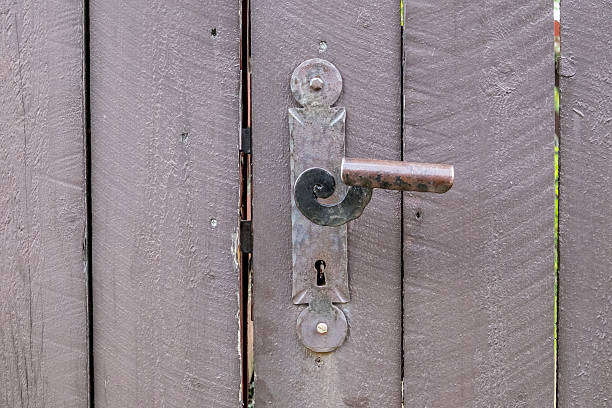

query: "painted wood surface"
left=402, top=1, right=555, bottom=406
left=251, top=1, right=403, bottom=406
left=0, top=0, right=89, bottom=406
left=558, top=1, right=612, bottom=406
left=89, top=1, right=241, bottom=406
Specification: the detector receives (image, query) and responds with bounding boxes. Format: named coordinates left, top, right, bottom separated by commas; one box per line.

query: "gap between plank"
left=553, top=0, right=560, bottom=405
left=82, top=0, right=94, bottom=406
left=399, top=1, right=406, bottom=406
left=239, top=0, right=253, bottom=405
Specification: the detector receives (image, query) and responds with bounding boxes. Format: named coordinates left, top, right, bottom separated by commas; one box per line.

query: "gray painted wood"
left=402, top=1, right=555, bottom=406
left=558, top=1, right=612, bottom=406
left=252, top=1, right=402, bottom=406
left=89, top=1, right=241, bottom=406
left=0, top=1, right=89, bottom=406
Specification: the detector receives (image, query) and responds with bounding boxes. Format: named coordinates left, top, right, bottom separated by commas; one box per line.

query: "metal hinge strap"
left=240, top=128, right=251, bottom=154
left=239, top=220, right=253, bottom=253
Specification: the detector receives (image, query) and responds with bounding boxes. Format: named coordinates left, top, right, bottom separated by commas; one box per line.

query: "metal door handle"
left=295, top=158, right=453, bottom=226
left=341, top=158, right=453, bottom=193
left=289, top=58, right=454, bottom=352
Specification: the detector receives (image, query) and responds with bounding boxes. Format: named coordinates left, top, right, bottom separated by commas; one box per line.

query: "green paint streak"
left=553, top=0, right=560, bottom=404
left=553, top=137, right=559, bottom=407
left=401, top=0, right=404, bottom=27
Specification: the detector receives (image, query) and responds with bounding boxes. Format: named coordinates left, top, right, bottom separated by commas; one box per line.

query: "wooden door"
left=557, top=0, right=612, bottom=405
left=401, top=1, right=554, bottom=405
left=251, top=0, right=559, bottom=406
left=2, top=0, right=611, bottom=407
left=89, top=1, right=242, bottom=407
left=252, top=1, right=403, bottom=406
left=1, top=2, right=89, bottom=406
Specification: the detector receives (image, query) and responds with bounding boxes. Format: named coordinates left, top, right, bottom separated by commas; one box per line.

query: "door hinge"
left=240, top=128, right=251, bottom=154
left=239, top=220, right=253, bottom=253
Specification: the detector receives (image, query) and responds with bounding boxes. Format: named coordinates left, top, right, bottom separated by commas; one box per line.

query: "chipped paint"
left=232, top=227, right=240, bottom=271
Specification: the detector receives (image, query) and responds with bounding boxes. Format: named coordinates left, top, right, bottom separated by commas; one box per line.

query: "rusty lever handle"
left=341, top=158, right=454, bottom=194
left=294, top=158, right=454, bottom=227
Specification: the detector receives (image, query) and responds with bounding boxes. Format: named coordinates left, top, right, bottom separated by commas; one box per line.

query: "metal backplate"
left=289, top=58, right=349, bottom=352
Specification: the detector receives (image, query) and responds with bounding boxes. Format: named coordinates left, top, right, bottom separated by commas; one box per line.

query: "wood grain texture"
left=402, top=1, right=555, bottom=406
left=90, top=1, right=241, bottom=406
left=251, top=1, right=402, bottom=406
left=558, top=1, right=612, bottom=406
left=0, top=0, right=88, bottom=406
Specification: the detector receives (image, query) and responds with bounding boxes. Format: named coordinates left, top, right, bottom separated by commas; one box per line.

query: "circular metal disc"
left=290, top=58, right=342, bottom=107
left=296, top=303, right=348, bottom=353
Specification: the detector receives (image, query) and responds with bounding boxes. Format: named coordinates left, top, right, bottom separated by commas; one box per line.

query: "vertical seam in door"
left=399, top=1, right=405, bottom=406
left=239, top=0, right=253, bottom=405
left=82, top=0, right=94, bottom=406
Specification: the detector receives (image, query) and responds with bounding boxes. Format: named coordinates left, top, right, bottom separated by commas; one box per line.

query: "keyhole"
left=315, top=260, right=326, bottom=286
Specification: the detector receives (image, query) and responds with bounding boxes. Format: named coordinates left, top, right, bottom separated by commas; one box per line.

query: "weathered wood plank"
left=90, top=1, right=241, bottom=406
left=558, top=1, right=612, bottom=406
left=0, top=0, right=89, bottom=406
left=252, top=1, right=403, bottom=406
left=402, top=1, right=555, bottom=406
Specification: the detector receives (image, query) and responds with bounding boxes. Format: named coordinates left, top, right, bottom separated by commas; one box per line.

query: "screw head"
left=316, top=322, right=328, bottom=334
left=309, top=77, right=324, bottom=90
